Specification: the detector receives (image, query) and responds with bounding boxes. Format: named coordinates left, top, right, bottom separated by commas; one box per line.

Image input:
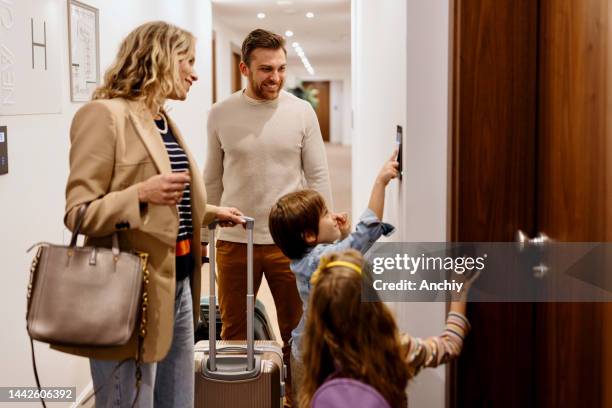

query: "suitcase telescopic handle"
left=207, top=216, right=256, bottom=372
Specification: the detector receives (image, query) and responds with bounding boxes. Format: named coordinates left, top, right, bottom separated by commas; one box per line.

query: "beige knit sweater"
left=204, top=90, right=332, bottom=244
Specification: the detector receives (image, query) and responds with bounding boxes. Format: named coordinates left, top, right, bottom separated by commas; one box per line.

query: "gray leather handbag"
left=26, top=204, right=150, bottom=407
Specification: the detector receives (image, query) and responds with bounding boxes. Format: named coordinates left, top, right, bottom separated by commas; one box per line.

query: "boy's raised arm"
left=368, top=150, right=400, bottom=220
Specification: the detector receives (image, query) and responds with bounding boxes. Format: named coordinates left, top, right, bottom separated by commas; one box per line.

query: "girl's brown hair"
left=93, top=21, right=195, bottom=111
left=299, top=250, right=410, bottom=408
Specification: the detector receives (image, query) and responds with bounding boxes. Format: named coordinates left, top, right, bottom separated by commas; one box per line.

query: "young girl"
left=299, top=249, right=472, bottom=408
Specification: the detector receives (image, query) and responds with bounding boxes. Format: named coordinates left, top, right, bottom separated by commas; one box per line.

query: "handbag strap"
left=29, top=338, right=46, bottom=408
left=69, top=204, right=88, bottom=247
left=28, top=250, right=151, bottom=407
left=132, top=252, right=151, bottom=407
left=67, top=204, right=121, bottom=256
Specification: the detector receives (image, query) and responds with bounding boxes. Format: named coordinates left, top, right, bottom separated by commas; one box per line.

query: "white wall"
left=0, top=0, right=213, bottom=404
left=212, top=19, right=246, bottom=102
left=328, top=76, right=352, bottom=146
left=351, top=0, right=404, bottom=234
left=352, top=0, right=450, bottom=407
left=330, top=80, right=344, bottom=144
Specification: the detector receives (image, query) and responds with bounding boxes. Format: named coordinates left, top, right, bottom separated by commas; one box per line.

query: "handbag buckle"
left=89, top=247, right=97, bottom=265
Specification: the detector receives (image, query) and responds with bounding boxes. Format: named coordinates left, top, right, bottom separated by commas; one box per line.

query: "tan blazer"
left=55, top=98, right=217, bottom=362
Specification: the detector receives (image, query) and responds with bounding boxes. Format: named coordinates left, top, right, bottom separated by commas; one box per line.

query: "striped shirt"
left=155, top=115, right=193, bottom=280
left=401, top=311, right=470, bottom=376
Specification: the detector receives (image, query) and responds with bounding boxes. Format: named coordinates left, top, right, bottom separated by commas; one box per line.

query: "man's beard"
left=249, top=74, right=283, bottom=100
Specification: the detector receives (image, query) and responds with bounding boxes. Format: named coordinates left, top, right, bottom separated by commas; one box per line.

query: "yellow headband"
left=310, top=260, right=363, bottom=285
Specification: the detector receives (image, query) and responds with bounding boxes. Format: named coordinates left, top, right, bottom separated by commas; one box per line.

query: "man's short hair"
left=269, top=190, right=326, bottom=259
left=241, top=29, right=287, bottom=67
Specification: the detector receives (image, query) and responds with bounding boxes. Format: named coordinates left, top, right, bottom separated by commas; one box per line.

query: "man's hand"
left=334, top=212, right=351, bottom=239
left=216, top=206, right=245, bottom=228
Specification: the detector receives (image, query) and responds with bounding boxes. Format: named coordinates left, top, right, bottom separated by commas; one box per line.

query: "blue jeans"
left=89, top=277, right=194, bottom=408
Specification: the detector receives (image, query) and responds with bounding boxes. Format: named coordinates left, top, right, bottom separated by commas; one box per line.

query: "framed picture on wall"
left=67, top=0, right=100, bottom=102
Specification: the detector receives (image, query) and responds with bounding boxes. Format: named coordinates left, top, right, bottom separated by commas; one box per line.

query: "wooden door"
left=449, top=0, right=538, bottom=406
left=303, top=81, right=331, bottom=142
left=232, top=51, right=242, bottom=93
left=535, top=0, right=612, bottom=406
left=450, top=0, right=612, bottom=406
left=212, top=31, right=217, bottom=103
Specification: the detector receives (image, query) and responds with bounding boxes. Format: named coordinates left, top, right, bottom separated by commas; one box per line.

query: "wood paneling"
left=536, top=0, right=612, bottom=406
left=451, top=0, right=538, bottom=242
left=451, top=0, right=612, bottom=406
left=232, top=52, right=242, bottom=93
left=538, top=0, right=610, bottom=242
left=450, top=1, right=538, bottom=406
left=212, top=31, right=217, bottom=103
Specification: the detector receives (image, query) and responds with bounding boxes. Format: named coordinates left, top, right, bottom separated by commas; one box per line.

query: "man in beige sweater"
left=203, top=29, right=332, bottom=406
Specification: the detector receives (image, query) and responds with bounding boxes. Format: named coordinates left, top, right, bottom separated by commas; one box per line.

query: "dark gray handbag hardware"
left=26, top=203, right=150, bottom=407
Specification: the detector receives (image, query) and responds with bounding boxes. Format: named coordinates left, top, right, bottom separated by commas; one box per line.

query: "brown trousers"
left=216, top=240, right=303, bottom=407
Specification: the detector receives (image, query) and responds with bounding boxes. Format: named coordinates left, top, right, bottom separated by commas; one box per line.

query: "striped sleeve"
left=401, top=312, right=470, bottom=375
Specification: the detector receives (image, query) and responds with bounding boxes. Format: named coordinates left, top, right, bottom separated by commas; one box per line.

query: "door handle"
left=516, top=230, right=551, bottom=246
left=516, top=230, right=552, bottom=278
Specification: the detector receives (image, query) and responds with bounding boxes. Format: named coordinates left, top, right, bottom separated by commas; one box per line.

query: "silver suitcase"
left=194, top=217, right=286, bottom=407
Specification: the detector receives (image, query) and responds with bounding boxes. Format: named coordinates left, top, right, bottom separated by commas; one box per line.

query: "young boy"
left=268, top=151, right=399, bottom=398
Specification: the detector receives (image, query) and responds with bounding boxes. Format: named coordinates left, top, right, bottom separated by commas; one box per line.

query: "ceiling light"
left=293, top=42, right=314, bottom=75
left=284, top=30, right=294, bottom=37
left=306, top=12, right=315, bottom=18
left=257, top=12, right=266, bottom=19
left=276, top=0, right=293, bottom=5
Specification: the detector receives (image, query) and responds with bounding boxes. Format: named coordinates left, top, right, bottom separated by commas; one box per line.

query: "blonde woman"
left=59, top=21, right=243, bottom=407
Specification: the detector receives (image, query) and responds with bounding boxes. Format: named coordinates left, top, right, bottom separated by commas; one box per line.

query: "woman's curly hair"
left=93, top=21, right=195, bottom=110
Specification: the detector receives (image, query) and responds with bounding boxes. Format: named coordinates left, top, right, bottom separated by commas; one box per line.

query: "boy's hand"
left=376, top=150, right=400, bottom=186
left=334, top=212, right=351, bottom=239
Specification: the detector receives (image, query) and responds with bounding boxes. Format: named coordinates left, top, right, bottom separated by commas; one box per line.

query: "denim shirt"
left=289, top=208, right=395, bottom=360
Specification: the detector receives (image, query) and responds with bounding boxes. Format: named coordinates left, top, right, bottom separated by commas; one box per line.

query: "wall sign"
left=68, top=0, right=99, bottom=102
left=0, top=0, right=62, bottom=115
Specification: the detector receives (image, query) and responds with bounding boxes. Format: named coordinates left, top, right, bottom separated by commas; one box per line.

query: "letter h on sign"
left=31, top=18, right=47, bottom=70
